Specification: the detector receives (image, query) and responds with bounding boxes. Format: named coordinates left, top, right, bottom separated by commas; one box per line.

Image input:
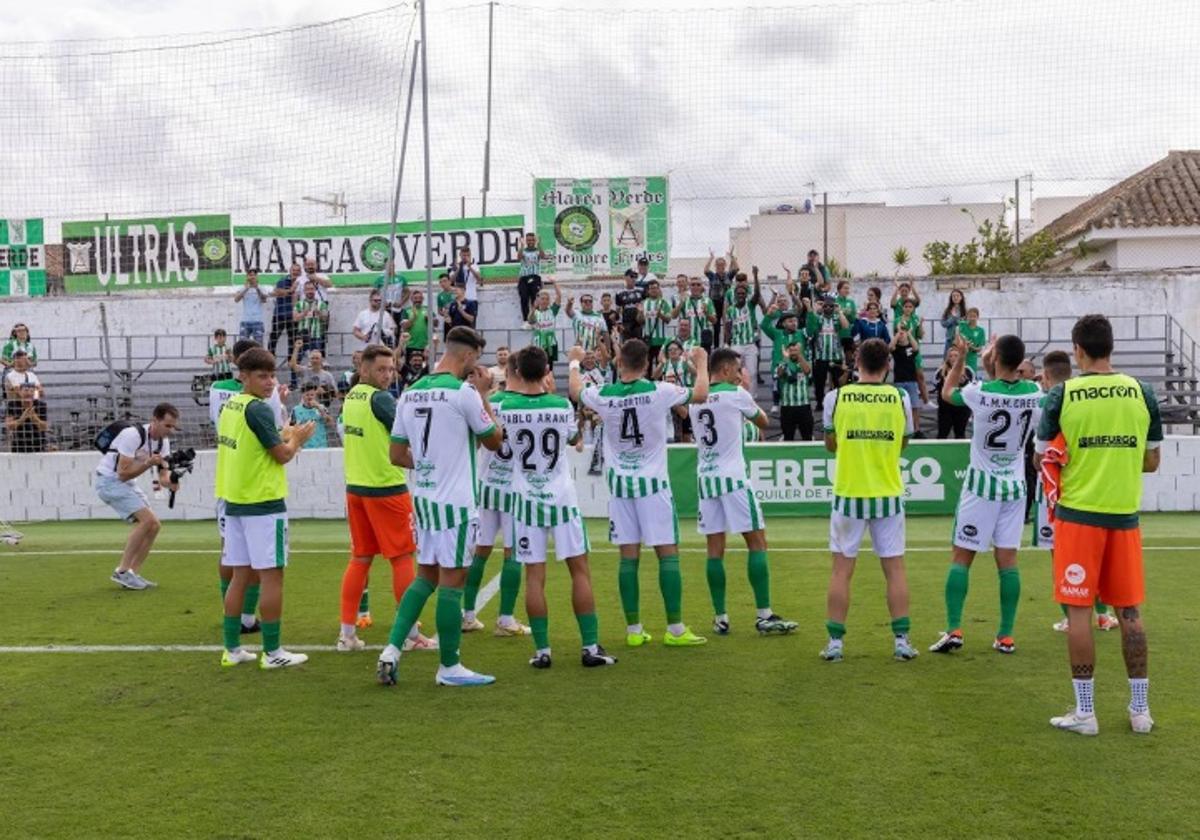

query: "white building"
left=1042, top=150, right=1200, bottom=272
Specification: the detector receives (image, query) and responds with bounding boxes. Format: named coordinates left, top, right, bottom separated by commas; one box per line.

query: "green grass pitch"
left=1, top=514, right=1197, bottom=838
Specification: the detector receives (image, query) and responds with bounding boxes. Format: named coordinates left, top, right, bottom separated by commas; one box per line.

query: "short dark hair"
left=236, top=347, right=276, bottom=373
left=808, top=249, right=819, bottom=258
left=858, top=338, right=890, bottom=374
left=232, top=338, right=259, bottom=360
left=994, top=334, right=1026, bottom=370
left=637, top=257, right=649, bottom=266
left=246, top=268, right=258, bottom=277
left=213, top=328, right=226, bottom=337
left=1072, top=314, right=1114, bottom=360
left=11, top=349, right=27, bottom=359
left=506, top=351, right=520, bottom=376
left=301, top=383, right=320, bottom=394
left=361, top=344, right=393, bottom=365
left=445, top=326, right=486, bottom=351
left=152, top=402, right=180, bottom=420
left=708, top=347, right=741, bottom=375
left=1042, top=350, right=1072, bottom=383
left=516, top=345, right=549, bottom=382
left=618, top=338, right=649, bottom=375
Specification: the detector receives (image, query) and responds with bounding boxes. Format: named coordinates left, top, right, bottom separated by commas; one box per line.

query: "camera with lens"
left=165, top=448, right=196, bottom=509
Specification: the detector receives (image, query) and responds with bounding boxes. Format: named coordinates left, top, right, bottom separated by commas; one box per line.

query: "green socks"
left=499, top=557, right=521, bottom=616
left=463, top=553, right=488, bottom=611
left=944, top=563, right=970, bottom=631
left=436, top=586, right=464, bottom=668
left=262, top=620, right=281, bottom=653
left=358, top=587, right=369, bottom=613
left=826, top=620, right=846, bottom=640
left=705, top=557, right=726, bottom=614
left=747, top=550, right=771, bottom=610
left=997, top=567, right=1021, bottom=638
left=576, top=612, right=599, bottom=647
left=242, top=583, right=260, bottom=618
left=220, top=576, right=230, bottom=600
left=619, top=557, right=640, bottom=625
left=222, top=615, right=240, bottom=651
left=530, top=615, right=550, bottom=650
left=658, top=555, right=683, bottom=625
left=388, top=576, right=436, bottom=649
left=891, top=617, right=911, bottom=637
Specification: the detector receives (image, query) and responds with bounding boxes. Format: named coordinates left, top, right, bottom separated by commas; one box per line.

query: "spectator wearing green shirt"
left=294, top=283, right=330, bottom=353
left=958, top=307, right=987, bottom=372
left=894, top=297, right=930, bottom=404
left=206, top=328, right=234, bottom=381
left=724, top=269, right=764, bottom=377
left=639, top=279, right=677, bottom=366
left=679, top=276, right=717, bottom=351
left=806, top=296, right=850, bottom=412
left=760, top=301, right=807, bottom=414
left=398, top=289, right=431, bottom=363
left=2, top=323, right=37, bottom=369
left=526, top=281, right=563, bottom=364
left=435, top=273, right=455, bottom=340
left=565, top=289, right=609, bottom=354
left=776, top=340, right=813, bottom=441
left=889, top=279, right=921, bottom=324
left=834, top=280, right=857, bottom=357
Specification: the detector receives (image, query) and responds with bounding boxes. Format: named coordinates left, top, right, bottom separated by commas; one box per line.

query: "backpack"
left=93, top=420, right=147, bottom=454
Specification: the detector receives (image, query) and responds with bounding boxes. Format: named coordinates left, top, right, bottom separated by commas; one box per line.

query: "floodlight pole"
left=380, top=38, right=422, bottom=341
left=419, top=0, right=437, bottom=363
left=481, top=1, right=495, bottom=217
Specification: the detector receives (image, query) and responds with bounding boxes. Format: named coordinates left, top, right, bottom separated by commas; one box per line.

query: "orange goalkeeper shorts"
left=1052, top=519, right=1144, bottom=608
left=346, top=491, right=416, bottom=559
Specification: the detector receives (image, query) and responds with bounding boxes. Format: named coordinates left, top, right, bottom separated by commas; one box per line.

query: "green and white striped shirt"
left=776, top=359, right=810, bottom=406
left=208, top=344, right=232, bottom=377
left=806, top=312, right=844, bottom=362
left=572, top=311, right=607, bottom=351
left=662, top=358, right=694, bottom=387
left=726, top=300, right=759, bottom=346
left=951, top=379, right=1043, bottom=501
left=530, top=304, right=560, bottom=352
left=499, top=392, right=582, bottom=527
left=832, top=494, right=905, bottom=519
left=642, top=297, right=674, bottom=345
left=680, top=295, right=715, bottom=337
left=478, top=391, right=514, bottom=513
left=688, top=383, right=763, bottom=499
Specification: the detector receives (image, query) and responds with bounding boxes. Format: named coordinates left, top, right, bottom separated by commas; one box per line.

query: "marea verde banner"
left=667, top=441, right=972, bottom=518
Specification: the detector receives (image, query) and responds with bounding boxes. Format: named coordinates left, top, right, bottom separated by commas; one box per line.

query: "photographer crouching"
left=93, top=403, right=181, bottom=590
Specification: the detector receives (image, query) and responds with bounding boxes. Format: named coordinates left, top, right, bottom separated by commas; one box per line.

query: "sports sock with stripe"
left=241, top=583, right=260, bottom=629
left=747, top=550, right=771, bottom=610
left=944, top=563, right=970, bottom=631
left=997, top=567, right=1020, bottom=638
left=387, top=576, right=435, bottom=649
left=619, top=557, right=640, bottom=625
left=705, top=557, right=726, bottom=615
left=658, top=555, right=683, bottom=625
left=436, top=586, right=464, bottom=668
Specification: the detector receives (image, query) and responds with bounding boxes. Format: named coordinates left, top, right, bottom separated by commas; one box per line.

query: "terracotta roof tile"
left=1041, top=150, right=1200, bottom=242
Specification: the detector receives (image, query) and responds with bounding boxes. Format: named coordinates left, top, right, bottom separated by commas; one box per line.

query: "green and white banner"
left=533, top=177, right=668, bottom=277
left=668, top=441, right=972, bottom=518
left=232, top=216, right=526, bottom=285
left=0, top=219, right=46, bottom=298
left=62, top=215, right=232, bottom=292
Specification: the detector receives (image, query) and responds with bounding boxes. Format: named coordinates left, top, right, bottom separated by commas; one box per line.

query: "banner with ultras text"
left=668, top=441, right=971, bottom=517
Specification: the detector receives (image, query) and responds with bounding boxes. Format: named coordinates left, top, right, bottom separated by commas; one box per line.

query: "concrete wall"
left=2, top=438, right=1196, bottom=524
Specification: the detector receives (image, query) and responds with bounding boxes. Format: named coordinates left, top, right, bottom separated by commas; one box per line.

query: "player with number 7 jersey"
left=569, top=339, right=711, bottom=649
left=930, top=334, right=1042, bottom=657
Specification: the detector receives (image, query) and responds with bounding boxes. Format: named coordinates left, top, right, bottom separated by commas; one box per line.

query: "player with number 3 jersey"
left=930, top=334, right=1042, bottom=656
left=570, top=339, right=711, bottom=648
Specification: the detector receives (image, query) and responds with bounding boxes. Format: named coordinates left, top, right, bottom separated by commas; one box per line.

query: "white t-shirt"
left=4, top=369, right=40, bottom=393
left=580, top=379, right=690, bottom=498
left=208, top=380, right=286, bottom=428
left=688, top=384, right=763, bottom=498
left=95, top=423, right=170, bottom=482
left=390, top=373, right=496, bottom=529
left=353, top=308, right=397, bottom=350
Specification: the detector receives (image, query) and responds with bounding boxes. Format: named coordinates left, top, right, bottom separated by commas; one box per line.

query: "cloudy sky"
left=3, top=0, right=1198, bottom=254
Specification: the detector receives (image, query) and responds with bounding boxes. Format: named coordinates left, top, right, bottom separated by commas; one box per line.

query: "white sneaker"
left=435, top=663, right=496, bottom=687
left=259, top=649, right=309, bottom=669
left=1049, top=710, right=1099, bottom=736
left=494, top=619, right=531, bottom=637
left=819, top=640, right=844, bottom=661
left=111, top=569, right=147, bottom=590
left=402, top=633, right=439, bottom=652
left=130, top=572, right=157, bottom=588
left=1129, top=708, right=1154, bottom=734
left=336, top=634, right=366, bottom=652
left=1052, top=618, right=1069, bottom=633
left=461, top=614, right=485, bottom=632
left=377, top=649, right=400, bottom=686
left=220, top=647, right=257, bottom=667
left=1097, top=613, right=1120, bottom=631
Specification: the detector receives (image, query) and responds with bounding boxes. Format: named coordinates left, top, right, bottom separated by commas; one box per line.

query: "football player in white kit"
left=930, top=334, right=1042, bottom=655
left=687, top=348, right=798, bottom=636
left=569, top=339, right=711, bottom=648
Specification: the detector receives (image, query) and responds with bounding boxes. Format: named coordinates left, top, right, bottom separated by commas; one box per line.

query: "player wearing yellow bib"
left=820, top=338, right=917, bottom=662
left=216, top=347, right=315, bottom=669
left=462, top=353, right=530, bottom=638
left=689, top=348, right=797, bottom=637
left=929, top=334, right=1041, bottom=656
left=1037, top=315, right=1162, bottom=736
left=570, top=339, right=711, bottom=648
left=503, top=346, right=617, bottom=669
left=335, top=345, right=436, bottom=653
left=377, top=327, right=505, bottom=688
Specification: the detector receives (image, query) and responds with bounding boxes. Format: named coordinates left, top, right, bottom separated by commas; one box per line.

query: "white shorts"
left=417, top=520, right=477, bottom=569
left=512, top=512, right=590, bottom=564
left=477, top=507, right=513, bottom=550
left=224, top=512, right=289, bottom=570
left=953, top=491, right=1025, bottom=552
left=829, top=511, right=905, bottom=559
left=1031, top=499, right=1055, bottom=550
left=697, top=488, right=764, bottom=536
left=731, top=343, right=758, bottom=377
left=608, top=489, right=679, bottom=547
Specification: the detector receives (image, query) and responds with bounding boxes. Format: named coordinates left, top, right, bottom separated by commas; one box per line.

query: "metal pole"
left=481, top=1, right=495, bottom=216
left=98, top=302, right=120, bottom=419
left=822, top=192, right=828, bottom=262
left=1014, top=177, right=1021, bottom=251
left=419, top=2, right=437, bottom=363
left=461, top=196, right=466, bottom=219
left=383, top=38, right=422, bottom=341
left=278, top=201, right=284, bottom=227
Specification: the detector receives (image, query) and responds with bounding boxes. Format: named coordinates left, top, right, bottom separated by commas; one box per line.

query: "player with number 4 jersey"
left=689, top=349, right=797, bottom=637
left=570, top=339, right=711, bottom=648
left=930, top=334, right=1042, bottom=656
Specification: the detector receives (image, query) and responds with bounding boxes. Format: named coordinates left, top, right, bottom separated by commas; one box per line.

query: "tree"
left=892, top=246, right=910, bottom=275
left=922, top=205, right=1059, bottom=275
left=825, top=256, right=852, bottom=279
